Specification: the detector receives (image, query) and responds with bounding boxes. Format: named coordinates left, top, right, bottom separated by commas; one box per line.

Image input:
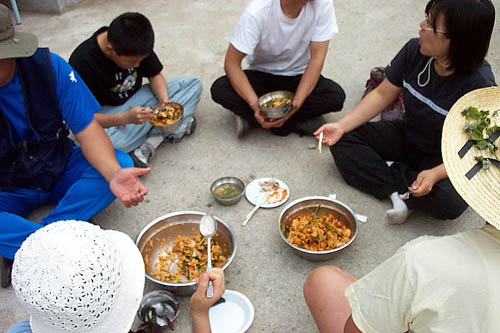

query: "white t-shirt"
left=230, top=0, right=338, bottom=76
left=346, top=225, right=500, bottom=332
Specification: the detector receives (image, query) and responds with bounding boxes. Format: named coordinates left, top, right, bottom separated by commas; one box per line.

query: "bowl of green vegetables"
left=211, top=177, right=245, bottom=206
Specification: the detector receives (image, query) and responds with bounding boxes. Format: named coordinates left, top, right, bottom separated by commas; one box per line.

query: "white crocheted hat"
left=12, top=221, right=145, bottom=333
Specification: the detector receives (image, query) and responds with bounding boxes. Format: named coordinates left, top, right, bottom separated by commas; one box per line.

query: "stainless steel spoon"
left=200, top=214, right=217, bottom=298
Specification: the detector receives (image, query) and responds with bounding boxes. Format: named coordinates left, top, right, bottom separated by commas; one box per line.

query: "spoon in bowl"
left=200, top=214, right=217, bottom=298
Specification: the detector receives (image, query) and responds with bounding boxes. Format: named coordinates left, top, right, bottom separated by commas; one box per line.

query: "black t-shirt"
left=69, top=27, right=163, bottom=106
left=385, top=38, right=496, bottom=156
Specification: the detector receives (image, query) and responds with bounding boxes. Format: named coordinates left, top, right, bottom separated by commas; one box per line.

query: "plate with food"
left=245, top=177, right=290, bottom=208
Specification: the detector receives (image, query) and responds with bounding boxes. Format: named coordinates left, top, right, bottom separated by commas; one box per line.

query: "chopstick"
left=242, top=195, right=267, bottom=226
left=317, top=132, right=323, bottom=154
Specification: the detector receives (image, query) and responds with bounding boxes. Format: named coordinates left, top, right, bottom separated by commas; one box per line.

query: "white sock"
left=386, top=160, right=394, bottom=167
left=386, top=192, right=410, bottom=225
left=145, top=134, right=163, bottom=149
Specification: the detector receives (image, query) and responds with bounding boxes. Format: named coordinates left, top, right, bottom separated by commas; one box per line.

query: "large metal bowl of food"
left=258, top=90, right=294, bottom=119
left=149, top=102, right=184, bottom=135
left=136, top=211, right=237, bottom=296
left=210, top=177, right=245, bottom=206
left=278, top=196, right=358, bottom=261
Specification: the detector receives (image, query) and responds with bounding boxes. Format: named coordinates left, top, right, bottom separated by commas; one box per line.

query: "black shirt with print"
left=69, top=27, right=163, bottom=106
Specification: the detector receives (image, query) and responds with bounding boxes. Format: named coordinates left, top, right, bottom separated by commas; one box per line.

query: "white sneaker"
left=130, top=143, right=155, bottom=168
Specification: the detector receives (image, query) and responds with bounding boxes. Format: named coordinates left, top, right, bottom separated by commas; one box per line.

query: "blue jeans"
left=101, top=75, right=202, bottom=152
left=0, top=145, right=132, bottom=259
left=7, top=321, right=31, bottom=333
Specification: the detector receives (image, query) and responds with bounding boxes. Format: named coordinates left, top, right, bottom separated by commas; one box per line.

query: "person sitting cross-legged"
left=211, top=0, right=346, bottom=138
left=314, top=0, right=496, bottom=224
left=70, top=12, right=202, bottom=168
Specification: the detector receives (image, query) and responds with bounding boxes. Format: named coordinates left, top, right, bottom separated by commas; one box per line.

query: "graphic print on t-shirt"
left=110, top=68, right=138, bottom=100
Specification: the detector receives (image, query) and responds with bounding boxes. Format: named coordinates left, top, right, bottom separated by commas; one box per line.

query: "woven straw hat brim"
left=442, top=86, right=500, bottom=229
left=30, top=230, right=145, bottom=333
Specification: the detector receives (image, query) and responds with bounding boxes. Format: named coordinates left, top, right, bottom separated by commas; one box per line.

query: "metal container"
left=278, top=196, right=358, bottom=261
left=150, top=102, right=184, bottom=135
left=137, top=290, right=180, bottom=327
left=136, top=211, right=237, bottom=296
left=210, top=177, right=245, bottom=206
left=258, top=90, right=294, bottom=119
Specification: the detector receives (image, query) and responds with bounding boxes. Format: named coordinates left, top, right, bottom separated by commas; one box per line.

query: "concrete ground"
left=2, top=0, right=500, bottom=331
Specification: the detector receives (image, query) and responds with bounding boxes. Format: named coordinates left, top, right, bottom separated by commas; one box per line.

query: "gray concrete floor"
left=2, top=0, right=500, bottom=332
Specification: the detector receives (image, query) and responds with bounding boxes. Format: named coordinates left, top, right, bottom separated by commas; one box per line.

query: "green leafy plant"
left=462, top=106, right=500, bottom=169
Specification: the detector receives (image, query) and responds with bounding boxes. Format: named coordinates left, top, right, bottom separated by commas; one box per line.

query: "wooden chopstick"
left=317, top=131, right=323, bottom=154
left=242, top=195, right=267, bottom=226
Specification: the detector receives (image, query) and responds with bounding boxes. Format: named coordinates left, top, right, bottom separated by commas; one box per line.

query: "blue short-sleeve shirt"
left=0, top=52, right=100, bottom=143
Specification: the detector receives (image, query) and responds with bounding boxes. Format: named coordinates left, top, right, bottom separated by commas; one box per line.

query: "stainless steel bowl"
left=137, top=290, right=180, bottom=327
left=278, top=196, right=358, bottom=261
left=258, top=90, right=294, bottom=119
left=150, top=102, right=184, bottom=135
left=210, top=177, right=245, bottom=206
left=136, top=211, right=237, bottom=296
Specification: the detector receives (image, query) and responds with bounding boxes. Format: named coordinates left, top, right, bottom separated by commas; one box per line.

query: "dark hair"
left=107, top=12, right=154, bottom=56
left=425, top=0, right=495, bottom=74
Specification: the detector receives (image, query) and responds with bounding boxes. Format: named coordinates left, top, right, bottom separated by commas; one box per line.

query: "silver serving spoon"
left=200, top=214, right=217, bottom=298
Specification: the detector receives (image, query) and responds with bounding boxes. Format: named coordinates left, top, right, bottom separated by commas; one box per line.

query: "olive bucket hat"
left=0, top=4, right=37, bottom=59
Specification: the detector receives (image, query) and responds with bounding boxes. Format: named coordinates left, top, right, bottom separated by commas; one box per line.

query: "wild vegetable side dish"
left=284, top=209, right=352, bottom=251
left=150, top=104, right=183, bottom=127
left=144, top=232, right=227, bottom=283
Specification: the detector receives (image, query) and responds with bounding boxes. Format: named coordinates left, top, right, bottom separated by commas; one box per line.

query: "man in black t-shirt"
left=70, top=12, right=202, bottom=168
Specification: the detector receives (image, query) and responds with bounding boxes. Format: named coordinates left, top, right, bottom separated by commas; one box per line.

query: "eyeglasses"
left=422, top=15, right=447, bottom=34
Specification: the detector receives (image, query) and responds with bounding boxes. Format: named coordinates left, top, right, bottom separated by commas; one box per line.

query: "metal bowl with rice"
left=258, top=90, right=294, bottom=119
left=149, top=102, right=184, bottom=135
left=136, top=211, right=237, bottom=296
left=278, top=196, right=358, bottom=261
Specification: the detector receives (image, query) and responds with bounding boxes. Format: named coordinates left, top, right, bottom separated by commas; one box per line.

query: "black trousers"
left=210, top=70, right=346, bottom=128
left=330, top=120, right=468, bottom=220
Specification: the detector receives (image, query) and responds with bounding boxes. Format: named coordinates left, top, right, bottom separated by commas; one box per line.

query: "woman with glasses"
left=314, top=0, right=496, bottom=225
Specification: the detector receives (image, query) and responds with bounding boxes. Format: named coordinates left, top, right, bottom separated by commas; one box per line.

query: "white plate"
left=245, top=177, right=290, bottom=208
left=209, top=290, right=255, bottom=333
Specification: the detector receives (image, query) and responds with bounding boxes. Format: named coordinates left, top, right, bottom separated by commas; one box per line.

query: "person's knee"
left=427, top=183, right=468, bottom=220
left=210, top=76, right=230, bottom=103
left=115, top=150, right=134, bottom=168
left=330, top=136, right=354, bottom=162
left=434, top=200, right=468, bottom=220
left=304, top=266, right=345, bottom=299
left=321, top=81, right=346, bottom=111
left=185, top=75, right=203, bottom=96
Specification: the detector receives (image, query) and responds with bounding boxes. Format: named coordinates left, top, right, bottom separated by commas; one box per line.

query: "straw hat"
left=0, top=4, right=37, bottom=59
left=12, top=221, right=145, bottom=333
left=442, top=86, right=500, bottom=229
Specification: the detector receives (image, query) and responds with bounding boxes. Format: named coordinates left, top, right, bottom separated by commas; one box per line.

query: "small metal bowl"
left=149, top=102, right=184, bottom=135
left=137, top=290, right=180, bottom=327
left=278, top=196, right=358, bottom=261
left=210, top=177, right=245, bottom=206
left=258, top=90, right=294, bottom=119
left=136, top=211, right=237, bottom=296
